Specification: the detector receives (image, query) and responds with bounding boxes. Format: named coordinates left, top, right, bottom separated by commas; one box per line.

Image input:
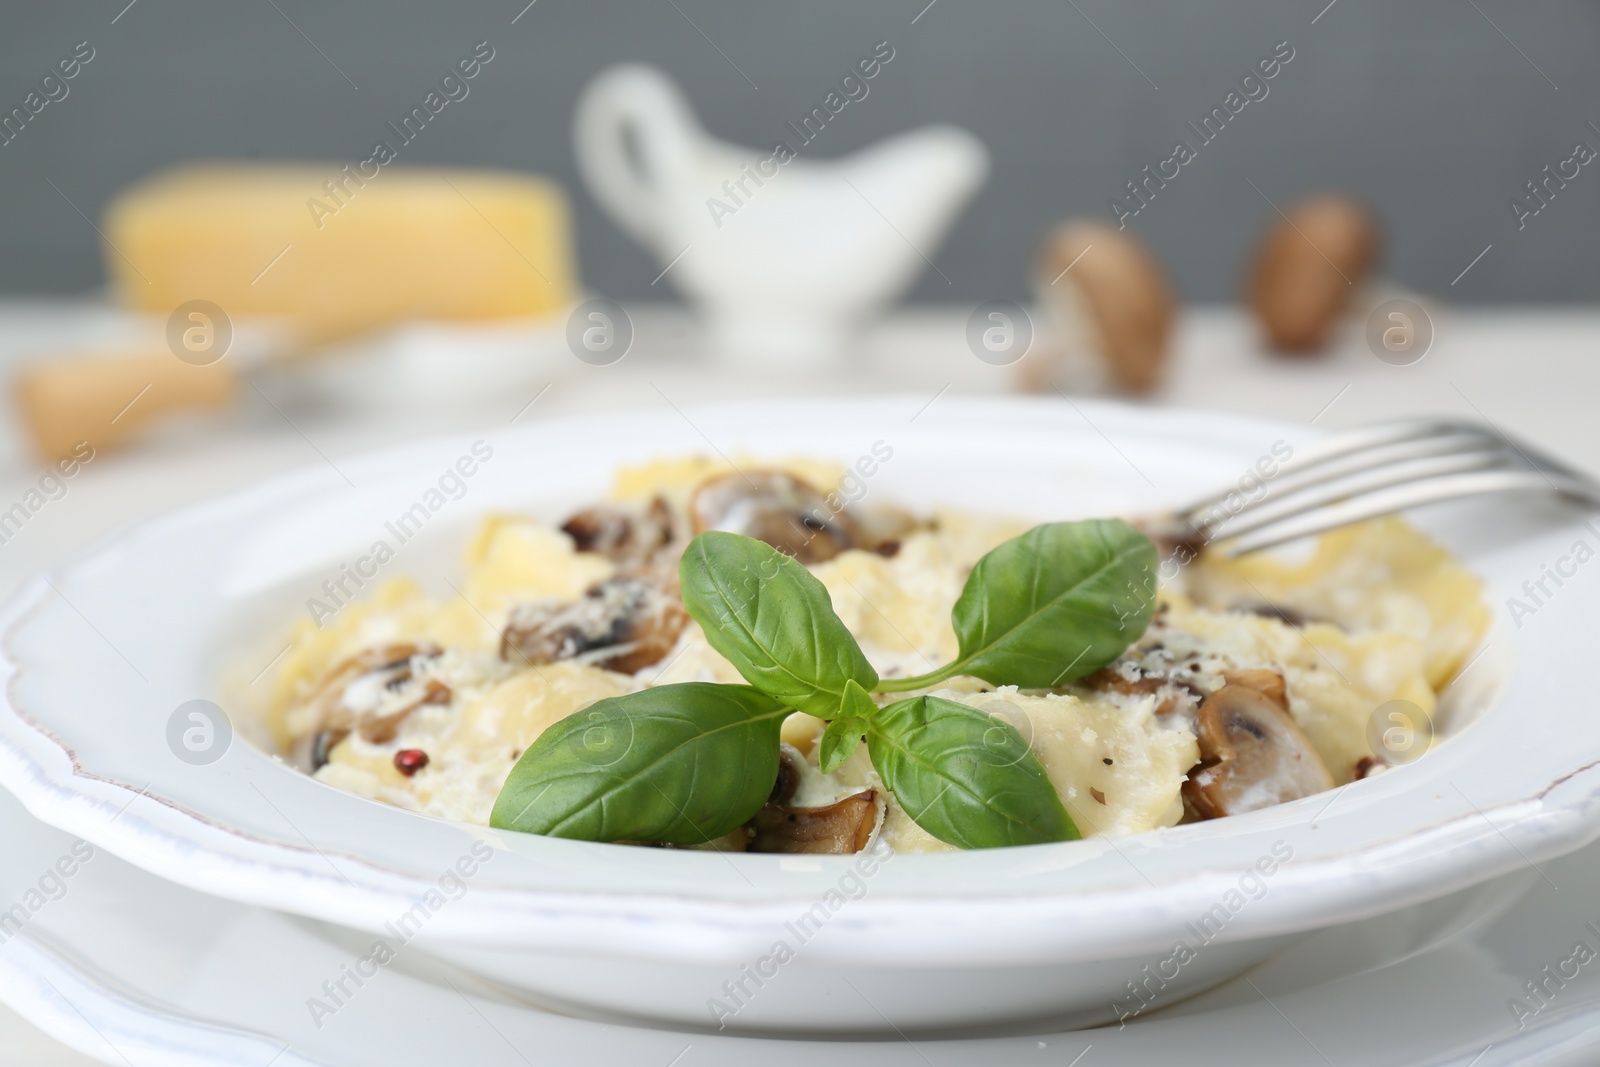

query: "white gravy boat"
left=574, top=63, right=989, bottom=364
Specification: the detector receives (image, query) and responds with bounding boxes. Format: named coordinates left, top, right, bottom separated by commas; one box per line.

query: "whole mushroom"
left=1027, top=219, right=1175, bottom=395
left=1246, top=194, right=1380, bottom=354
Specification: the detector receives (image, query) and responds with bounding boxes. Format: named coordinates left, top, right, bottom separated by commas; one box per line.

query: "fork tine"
left=1221, top=469, right=1597, bottom=556
left=1166, top=419, right=1600, bottom=560
left=1206, top=448, right=1521, bottom=543
left=1177, top=430, right=1504, bottom=524
left=1271, top=418, right=1498, bottom=476
left=1252, top=435, right=1505, bottom=506
left=1175, top=418, right=1496, bottom=516
left=1278, top=419, right=1582, bottom=484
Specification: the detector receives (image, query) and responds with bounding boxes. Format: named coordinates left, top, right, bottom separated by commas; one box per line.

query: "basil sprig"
left=492, top=519, right=1156, bottom=850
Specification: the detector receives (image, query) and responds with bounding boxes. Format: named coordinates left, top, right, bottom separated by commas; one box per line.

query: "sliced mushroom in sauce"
left=1220, top=668, right=1288, bottom=709
left=501, top=575, right=688, bottom=674
left=690, top=471, right=859, bottom=564
left=745, top=747, right=881, bottom=854
left=293, top=643, right=451, bottom=769
left=561, top=496, right=676, bottom=565
left=360, top=677, right=451, bottom=744
left=1080, top=662, right=1202, bottom=717
left=1241, top=603, right=1320, bottom=629
left=850, top=503, right=924, bottom=558
left=1353, top=755, right=1386, bottom=780
left=307, top=727, right=347, bottom=772
left=1182, top=683, right=1335, bottom=819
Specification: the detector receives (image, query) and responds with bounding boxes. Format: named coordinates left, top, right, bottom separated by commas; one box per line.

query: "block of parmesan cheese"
left=104, top=164, right=576, bottom=342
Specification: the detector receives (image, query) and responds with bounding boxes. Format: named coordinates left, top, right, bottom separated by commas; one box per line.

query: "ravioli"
left=259, top=458, right=1490, bottom=850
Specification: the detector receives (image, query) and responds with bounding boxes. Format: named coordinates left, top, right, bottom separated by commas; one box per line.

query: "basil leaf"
left=885, top=519, right=1155, bottom=691
left=490, top=683, right=787, bottom=844
left=867, top=695, right=1078, bottom=849
left=819, top=717, right=867, bottom=774
left=839, top=678, right=878, bottom=720
left=679, top=531, right=878, bottom=716
left=819, top=679, right=877, bottom=773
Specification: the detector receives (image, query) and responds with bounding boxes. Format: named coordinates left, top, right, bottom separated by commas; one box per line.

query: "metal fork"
left=1170, top=418, right=1600, bottom=557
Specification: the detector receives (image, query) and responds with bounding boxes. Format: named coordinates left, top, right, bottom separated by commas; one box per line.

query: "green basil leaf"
left=679, top=531, right=878, bottom=716
left=867, top=695, right=1078, bottom=849
left=819, top=716, right=867, bottom=774
left=893, top=519, right=1155, bottom=690
left=820, top=679, right=877, bottom=773
left=839, top=678, right=879, bottom=720
left=490, top=683, right=787, bottom=844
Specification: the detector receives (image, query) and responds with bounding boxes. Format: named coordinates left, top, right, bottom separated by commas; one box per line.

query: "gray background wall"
left=2, top=1, right=1597, bottom=304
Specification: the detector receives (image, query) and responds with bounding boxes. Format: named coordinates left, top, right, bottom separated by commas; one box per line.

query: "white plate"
left=0, top=397, right=1596, bottom=1032
left=4, top=782, right=1600, bottom=1067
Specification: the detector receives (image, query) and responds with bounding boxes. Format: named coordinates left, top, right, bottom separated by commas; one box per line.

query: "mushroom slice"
left=306, top=727, right=349, bottom=772
left=1183, top=684, right=1334, bottom=819
left=293, top=643, right=448, bottom=767
left=1220, top=668, right=1288, bottom=710
left=1353, top=756, right=1386, bottom=780
left=743, top=745, right=880, bottom=854
left=768, top=743, right=804, bottom=807
left=749, top=791, right=881, bottom=854
left=1082, top=667, right=1165, bottom=699
left=1081, top=663, right=1202, bottom=717
left=359, top=678, right=452, bottom=744
left=501, top=576, right=688, bottom=674
left=561, top=496, right=675, bottom=564
left=310, top=643, right=441, bottom=706
left=1240, top=603, right=1324, bottom=629
left=690, top=471, right=859, bottom=564
left=850, top=503, right=926, bottom=557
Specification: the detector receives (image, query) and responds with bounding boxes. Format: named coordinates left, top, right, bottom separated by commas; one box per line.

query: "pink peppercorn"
left=394, top=749, right=430, bottom=776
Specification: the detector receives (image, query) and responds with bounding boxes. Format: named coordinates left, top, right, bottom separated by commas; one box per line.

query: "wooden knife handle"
left=13, top=350, right=239, bottom=461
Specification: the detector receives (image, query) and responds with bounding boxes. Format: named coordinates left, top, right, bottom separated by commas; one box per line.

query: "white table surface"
left=0, top=298, right=1592, bottom=1064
